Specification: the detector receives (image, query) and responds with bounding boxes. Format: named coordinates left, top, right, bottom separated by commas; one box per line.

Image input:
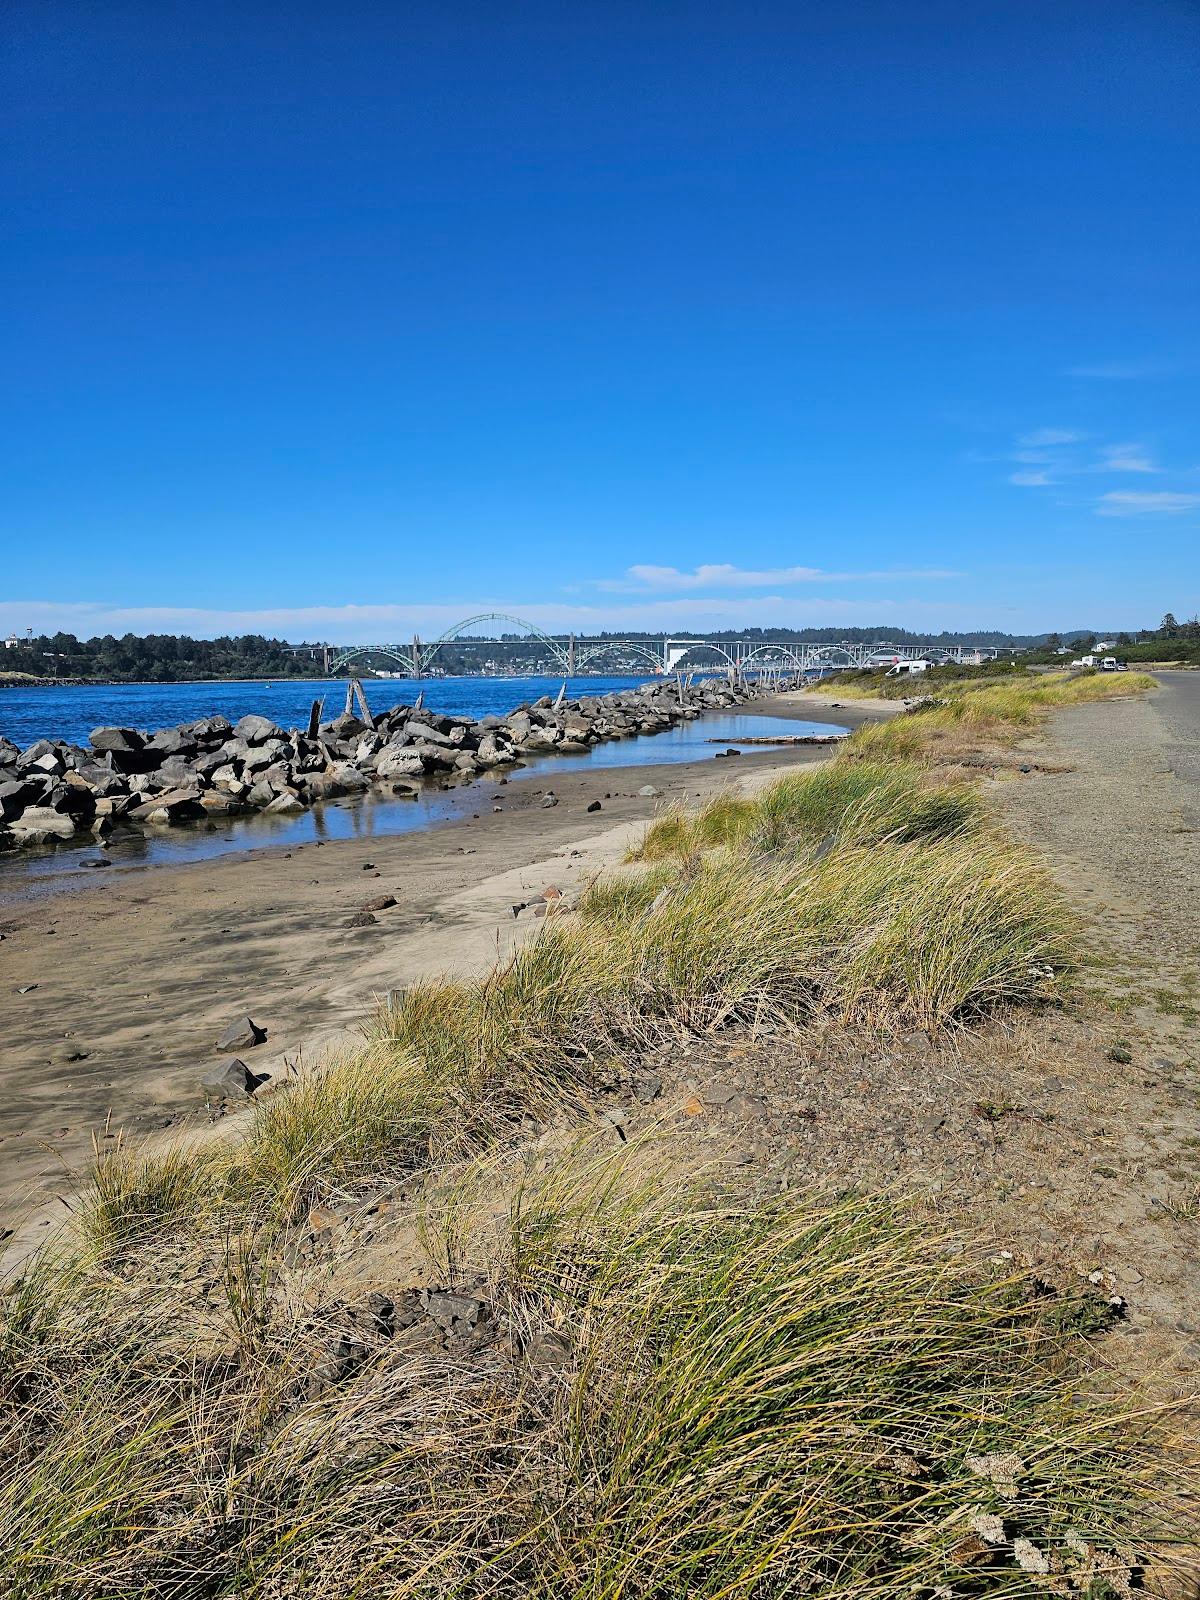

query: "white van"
left=884, top=659, right=931, bottom=677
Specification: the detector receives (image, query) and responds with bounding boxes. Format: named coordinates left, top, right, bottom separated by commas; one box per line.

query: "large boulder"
left=201, top=1057, right=267, bottom=1102
left=264, top=790, right=305, bottom=814
left=88, top=726, right=145, bottom=755
left=402, top=719, right=453, bottom=746
left=328, top=763, right=371, bottom=792
left=217, top=1015, right=266, bottom=1051
left=233, top=714, right=284, bottom=746
left=0, top=778, right=36, bottom=820
left=200, top=791, right=246, bottom=815
left=128, top=788, right=206, bottom=824
left=8, top=806, right=78, bottom=841
left=190, top=715, right=233, bottom=743
left=375, top=745, right=425, bottom=779
left=410, top=742, right=456, bottom=771
left=145, top=726, right=197, bottom=757
left=21, top=747, right=65, bottom=776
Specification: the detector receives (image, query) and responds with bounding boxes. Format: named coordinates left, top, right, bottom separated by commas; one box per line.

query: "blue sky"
left=2, top=0, right=1198, bottom=640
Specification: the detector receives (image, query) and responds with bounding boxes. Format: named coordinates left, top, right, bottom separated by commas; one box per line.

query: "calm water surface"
left=0, top=675, right=660, bottom=750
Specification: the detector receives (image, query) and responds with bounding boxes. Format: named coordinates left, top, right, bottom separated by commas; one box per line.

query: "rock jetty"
left=0, top=679, right=762, bottom=853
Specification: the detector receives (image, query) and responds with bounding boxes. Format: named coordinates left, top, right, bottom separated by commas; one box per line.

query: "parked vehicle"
left=883, top=659, right=930, bottom=677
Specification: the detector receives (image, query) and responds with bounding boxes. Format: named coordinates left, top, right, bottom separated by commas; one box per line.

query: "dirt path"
left=989, top=673, right=1200, bottom=1053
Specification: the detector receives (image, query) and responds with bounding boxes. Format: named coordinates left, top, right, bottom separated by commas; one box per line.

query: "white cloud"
left=1002, top=431, right=1163, bottom=491
left=1097, top=443, right=1156, bottom=474
left=0, top=594, right=985, bottom=643
left=1018, top=428, right=1085, bottom=447
left=595, top=563, right=963, bottom=593
left=1095, top=491, right=1200, bottom=517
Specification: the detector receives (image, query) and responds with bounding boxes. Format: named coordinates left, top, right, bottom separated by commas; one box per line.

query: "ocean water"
left=0, top=675, right=661, bottom=751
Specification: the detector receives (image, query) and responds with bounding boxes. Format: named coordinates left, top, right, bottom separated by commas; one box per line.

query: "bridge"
left=298, top=614, right=1013, bottom=678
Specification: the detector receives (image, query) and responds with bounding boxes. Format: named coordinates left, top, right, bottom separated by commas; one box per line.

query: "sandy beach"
left=0, top=695, right=868, bottom=1243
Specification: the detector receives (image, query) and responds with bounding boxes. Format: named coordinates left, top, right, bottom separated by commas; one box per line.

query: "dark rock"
left=128, top=788, right=206, bottom=824
left=264, top=791, right=305, bottom=814
left=217, top=1015, right=266, bottom=1051
left=0, top=778, right=36, bottom=820
left=361, top=894, right=397, bottom=912
left=8, top=806, right=78, bottom=841
left=346, top=909, right=378, bottom=928
left=88, top=726, right=145, bottom=754
left=631, top=1069, right=663, bottom=1103
left=201, top=1057, right=267, bottom=1101
left=145, top=726, right=197, bottom=757
left=423, top=1289, right=488, bottom=1338
left=541, top=792, right=559, bottom=808
left=233, top=713, right=284, bottom=746
left=587, top=800, right=602, bottom=813
left=189, top=715, right=234, bottom=742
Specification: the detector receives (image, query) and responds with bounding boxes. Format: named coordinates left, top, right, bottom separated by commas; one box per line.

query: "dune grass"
left=233, top=1046, right=445, bottom=1219
left=376, top=828, right=1074, bottom=1101
left=633, top=758, right=981, bottom=861
left=76, top=1048, right=463, bottom=1259
left=2, top=1145, right=1189, bottom=1599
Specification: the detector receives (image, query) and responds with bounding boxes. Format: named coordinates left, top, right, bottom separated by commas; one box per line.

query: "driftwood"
left=706, top=732, right=846, bottom=746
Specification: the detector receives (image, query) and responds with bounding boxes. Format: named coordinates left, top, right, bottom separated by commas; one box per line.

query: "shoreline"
left=0, top=693, right=865, bottom=1249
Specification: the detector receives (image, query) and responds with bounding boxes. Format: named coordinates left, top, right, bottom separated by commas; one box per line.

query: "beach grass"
left=632, top=758, right=981, bottom=861
left=2, top=1147, right=1189, bottom=1599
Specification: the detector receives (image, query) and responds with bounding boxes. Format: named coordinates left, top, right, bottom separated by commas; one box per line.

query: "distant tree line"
left=1032, top=614, right=1200, bottom=665
left=0, top=633, right=329, bottom=683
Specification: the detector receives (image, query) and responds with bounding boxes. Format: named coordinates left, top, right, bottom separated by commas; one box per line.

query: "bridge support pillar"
left=411, top=634, right=422, bottom=679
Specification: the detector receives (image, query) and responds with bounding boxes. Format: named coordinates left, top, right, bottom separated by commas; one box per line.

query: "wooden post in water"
left=352, top=678, right=375, bottom=729
left=307, top=698, right=323, bottom=739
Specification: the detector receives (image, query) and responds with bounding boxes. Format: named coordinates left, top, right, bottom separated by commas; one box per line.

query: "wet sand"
left=0, top=696, right=864, bottom=1245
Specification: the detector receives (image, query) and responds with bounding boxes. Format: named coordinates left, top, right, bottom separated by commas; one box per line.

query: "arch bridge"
left=327, top=617, right=1007, bottom=679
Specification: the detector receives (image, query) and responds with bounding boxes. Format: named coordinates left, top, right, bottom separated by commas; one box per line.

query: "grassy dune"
left=2, top=1148, right=1187, bottom=1598
left=809, top=668, right=1158, bottom=764
left=3, top=662, right=1191, bottom=1597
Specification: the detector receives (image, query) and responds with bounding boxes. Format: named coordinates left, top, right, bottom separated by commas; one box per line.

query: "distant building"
left=3, top=634, right=19, bottom=650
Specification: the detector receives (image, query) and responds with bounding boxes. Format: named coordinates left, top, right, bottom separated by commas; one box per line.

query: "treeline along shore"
left=0, top=677, right=770, bottom=855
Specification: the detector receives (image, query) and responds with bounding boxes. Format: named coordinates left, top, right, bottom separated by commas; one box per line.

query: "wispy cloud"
left=1000, top=430, right=1166, bottom=493
left=1095, top=491, right=1200, bottom=517
left=1018, top=427, right=1085, bottom=447
left=1097, top=443, right=1156, bottom=474
left=0, top=595, right=987, bottom=642
left=594, top=563, right=963, bottom=593
left=1064, top=360, right=1166, bottom=380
